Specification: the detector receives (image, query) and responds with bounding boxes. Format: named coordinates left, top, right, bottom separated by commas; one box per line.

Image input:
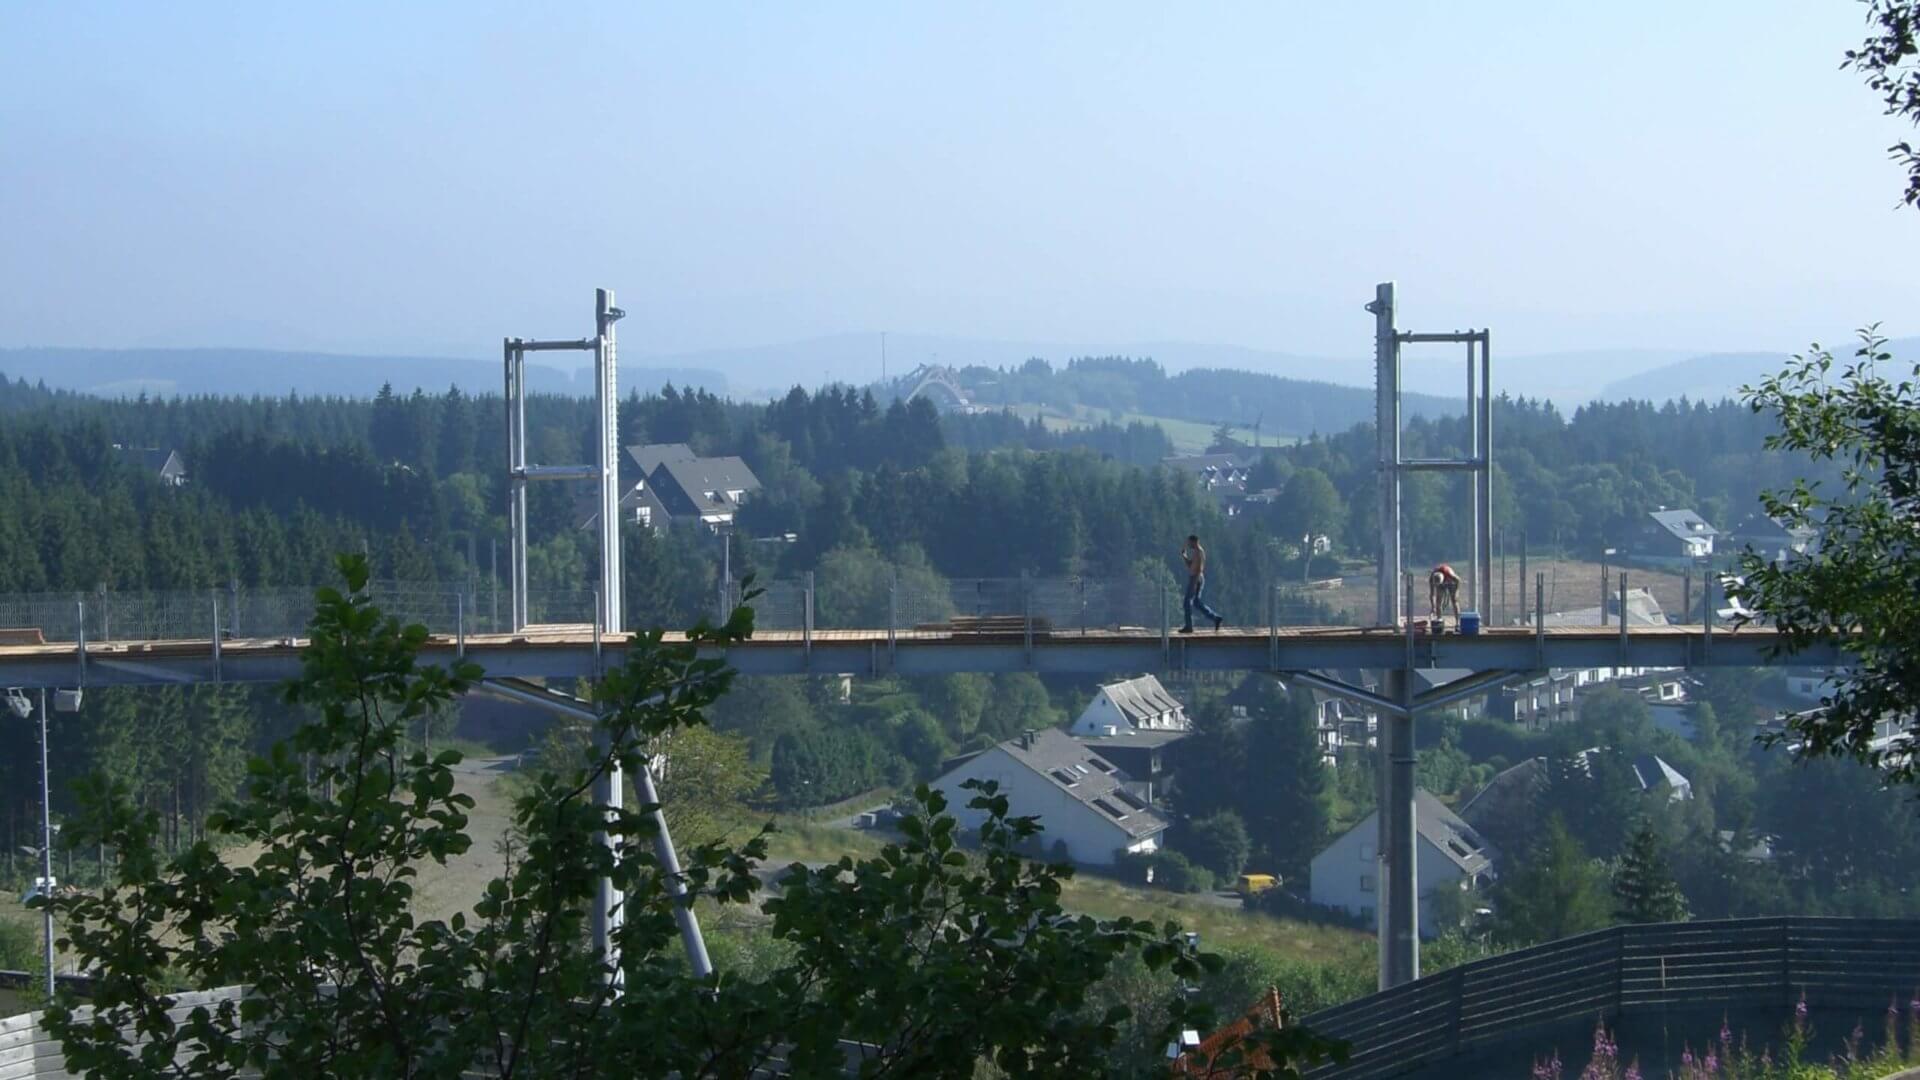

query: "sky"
left=3, top=2, right=1918, bottom=369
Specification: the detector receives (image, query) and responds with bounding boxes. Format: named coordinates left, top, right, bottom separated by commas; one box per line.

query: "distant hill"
left=0, top=347, right=728, bottom=399
left=1599, top=338, right=1919, bottom=404
left=631, top=335, right=1707, bottom=408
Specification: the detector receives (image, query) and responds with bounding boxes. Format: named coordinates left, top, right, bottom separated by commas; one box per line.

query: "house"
left=929, top=728, right=1168, bottom=867
left=646, top=456, right=761, bottom=530
left=1725, top=513, right=1818, bottom=565
left=575, top=480, right=674, bottom=533
left=1310, top=788, right=1497, bottom=936
left=1163, top=453, right=1251, bottom=514
left=1411, top=668, right=1485, bottom=721
left=1162, top=453, right=1249, bottom=489
left=1072, top=728, right=1184, bottom=799
left=1635, top=508, right=1718, bottom=564
left=1069, top=674, right=1189, bottom=736
left=1626, top=753, right=1693, bottom=802
left=114, top=445, right=186, bottom=487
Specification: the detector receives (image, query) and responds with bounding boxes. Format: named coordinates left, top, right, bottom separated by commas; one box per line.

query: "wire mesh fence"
left=0, top=557, right=1728, bottom=641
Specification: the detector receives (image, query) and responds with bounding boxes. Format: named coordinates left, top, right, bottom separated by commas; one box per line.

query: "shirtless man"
left=1180, top=534, right=1224, bottom=634
left=1429, top=563, right=1462, bottom=620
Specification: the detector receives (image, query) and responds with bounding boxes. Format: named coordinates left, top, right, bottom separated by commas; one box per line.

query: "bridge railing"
left=1298, top=916, right=1920, bottom=1079
left=0, top=557, right=1720, bottom=641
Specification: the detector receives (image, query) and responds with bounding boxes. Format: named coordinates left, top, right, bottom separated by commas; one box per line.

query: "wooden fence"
left=1301, top=917, right=1920, bottom=1079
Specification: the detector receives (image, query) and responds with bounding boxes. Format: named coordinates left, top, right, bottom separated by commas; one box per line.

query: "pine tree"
left=1491, top=815, right=1612, bottom=946
left=1612, top=821, right=1690, bottom=924
left=1241, top=678, right=1330, bottom=880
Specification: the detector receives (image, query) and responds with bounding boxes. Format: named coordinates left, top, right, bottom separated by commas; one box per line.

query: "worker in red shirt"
left=1429, top=563, right=1462, bottom=621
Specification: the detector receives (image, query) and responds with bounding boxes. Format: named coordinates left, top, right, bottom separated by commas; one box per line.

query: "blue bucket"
left=1459, top=611, right=1481, bottom=635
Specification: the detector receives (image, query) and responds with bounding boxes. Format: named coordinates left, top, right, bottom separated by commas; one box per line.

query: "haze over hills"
left=0, top=347, right=728, bottom=400
left=1598, top=338, right=1919, bottom=404
left=10, top=334, right=1911, bottom=414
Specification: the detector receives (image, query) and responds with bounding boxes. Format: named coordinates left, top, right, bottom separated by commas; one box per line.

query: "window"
left=1359, top=875, right=1375, bottom=893
left=1114, top=789, right=1149, bottom=812
left=1359, top=843, right=1374, bottom=861
left=1049, top=768, right=1079, bottom=787
left=1087, top=758, right=1116, bottom=774
left=1073, top=764, right=1090, bottom=775
left=1092, top=798, right=1128, bottom=820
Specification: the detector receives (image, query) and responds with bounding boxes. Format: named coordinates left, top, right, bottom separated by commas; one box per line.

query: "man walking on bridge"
left=1180, top=534, right=1224, bottom=634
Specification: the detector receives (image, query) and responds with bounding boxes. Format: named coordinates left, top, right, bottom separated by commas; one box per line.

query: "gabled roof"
left=650, top=456, right=762, bottom=517
left=1322, top=788, right=1497, bottom=877
left=626, top=442, right=696, bottom=474
left=1727, top=513, right=1818, bottom=547
left=985, top=729, right=1169, bottom=840
left=1413, top=789, right=1497, bottom=876
left=1628, top=753, right=1691, bottom=795
left=1097, top=675, right=1186, bottom=726
left=1647, top=508, right=1718, bottom=541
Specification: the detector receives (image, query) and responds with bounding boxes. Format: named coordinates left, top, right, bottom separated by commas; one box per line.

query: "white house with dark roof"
left=648, top=456, right=760, bottom=529
left=930, top=728, right=1168, bottom=867
left=1070, top=674, right=1189, bottom=737
left=1636, top=508, right=1718, bottom=563
left=1310, top=788, right=1497, bottom=936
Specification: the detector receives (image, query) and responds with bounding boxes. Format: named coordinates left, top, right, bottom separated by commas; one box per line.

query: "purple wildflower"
left=1795, top=991, right=1809, bottom=1030
left=1681, top=1046, right=1694, bottom=1067
left=1624, top=1063, right=1642, bottom=1080
left=1703, top=1051, right=1718, bottom=1074
left=1718, top=1017, right=1731, bottom=1050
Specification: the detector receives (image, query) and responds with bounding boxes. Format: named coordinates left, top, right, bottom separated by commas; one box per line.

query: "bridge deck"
left=0, top=623, right=1838, bottom=687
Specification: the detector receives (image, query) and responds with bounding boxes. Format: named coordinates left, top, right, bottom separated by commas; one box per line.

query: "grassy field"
left=1003, top=402, right=1295, bottom=456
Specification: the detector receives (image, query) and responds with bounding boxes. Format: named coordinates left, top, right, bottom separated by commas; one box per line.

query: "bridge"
left=0, top=621, right=1841, bottom=690
left=3, top=284, right=1857, bottom=998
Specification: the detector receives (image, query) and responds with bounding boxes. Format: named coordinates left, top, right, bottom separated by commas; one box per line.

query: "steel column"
left=1371, top=283, right=1401, bottom=627
left=1479, top=333, right=1494, bottom=617
left=1379, top=669, right=1418, bottom=989
left=1467, top=338, right=1480, bottom=615
left=595, top=289, right=623, bottom=637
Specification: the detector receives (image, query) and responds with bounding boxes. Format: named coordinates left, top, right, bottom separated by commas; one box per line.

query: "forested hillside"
left=949, top=356, right=1459, bottom=437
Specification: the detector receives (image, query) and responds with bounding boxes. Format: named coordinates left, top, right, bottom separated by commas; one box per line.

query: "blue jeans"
left=1183, top=574, right=1221, bottom=628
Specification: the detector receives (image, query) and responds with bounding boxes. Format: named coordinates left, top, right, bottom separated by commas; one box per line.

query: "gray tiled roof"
left=652, top=456, right=761, bottom=517
left=1098, top=675, right=1186, bottom=727
left=994, top=729, right=1169, bottom=840
left=1413, top=789, right=1497, bottom=875
left=626, top=442, right=696, bottom=474
left=1648, top=508, right=1718, bottom=541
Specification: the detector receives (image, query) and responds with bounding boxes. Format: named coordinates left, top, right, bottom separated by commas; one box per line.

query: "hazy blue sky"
left=4, top=2, right=1917, bottom=365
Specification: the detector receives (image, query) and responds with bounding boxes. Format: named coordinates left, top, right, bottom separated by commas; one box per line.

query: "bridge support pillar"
left=1379, top=669, right=1419, bottom=989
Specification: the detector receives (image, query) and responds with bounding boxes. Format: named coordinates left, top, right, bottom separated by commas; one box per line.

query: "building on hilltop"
left=1310, top=788, right=1497, bottom=935
left=929, top=728, right=1167, bottom=867
left=1633, top=507, right=1718, bottom=564
left=113, top=445, right=187, bottom=487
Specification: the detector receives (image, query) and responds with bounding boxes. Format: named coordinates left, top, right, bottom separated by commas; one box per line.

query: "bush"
left=0, top=915, right=37, bottom=971
left=1150, top=850, right=1215, bottom=894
